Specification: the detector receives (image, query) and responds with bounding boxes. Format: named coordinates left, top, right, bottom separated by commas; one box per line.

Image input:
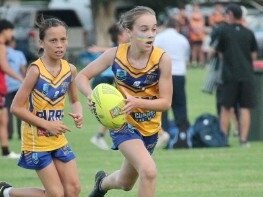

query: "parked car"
left=0, top=6, right=86, bottom=62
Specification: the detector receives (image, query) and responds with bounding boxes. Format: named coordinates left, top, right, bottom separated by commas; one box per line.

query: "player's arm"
left=11, top=65, right=69, bottom=133
left=0, top=45, right=23, bottom=82
left=123, top=53, right=172, bottom=113
left=75, top=47, right=117, bottom=97
left=68, top=64, right=83, bottom=128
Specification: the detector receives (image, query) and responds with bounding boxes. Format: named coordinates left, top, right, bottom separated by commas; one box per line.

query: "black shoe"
left=0, top=182, right=12, bottom=197
left=88, top=171, right=107, bottom=197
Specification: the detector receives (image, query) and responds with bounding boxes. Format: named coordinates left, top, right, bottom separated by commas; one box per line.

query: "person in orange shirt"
left=189, top=3, right=205, bottom=67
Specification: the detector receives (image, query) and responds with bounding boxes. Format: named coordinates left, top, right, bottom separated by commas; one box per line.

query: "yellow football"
left=90, top=83, right=126, bottom=130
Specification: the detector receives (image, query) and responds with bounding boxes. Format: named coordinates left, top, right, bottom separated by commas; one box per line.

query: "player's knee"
left=65, top=182, right=81, bottom=197
left=140, top=164, right=157, bottom=181
left=46, top=188, right=64, bottom=197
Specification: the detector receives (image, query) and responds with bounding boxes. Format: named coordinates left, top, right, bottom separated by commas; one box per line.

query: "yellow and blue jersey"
left=21, top=58, right=72, bottom=151
left=112, top=43, right=165, bottom=136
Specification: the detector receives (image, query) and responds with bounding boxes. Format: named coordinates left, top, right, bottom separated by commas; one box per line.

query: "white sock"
left=3, top=187, right=12, bottom=197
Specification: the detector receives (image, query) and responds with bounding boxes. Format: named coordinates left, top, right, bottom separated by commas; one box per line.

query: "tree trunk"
left=91, top=0, right=117, bottom=46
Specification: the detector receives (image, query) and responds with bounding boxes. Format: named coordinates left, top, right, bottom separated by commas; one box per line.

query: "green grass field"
left=1, top=68, right=263, bottom=197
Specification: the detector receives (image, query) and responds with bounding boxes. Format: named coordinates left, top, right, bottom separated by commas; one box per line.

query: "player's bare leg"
left=101, top=139, right=157, bottom=197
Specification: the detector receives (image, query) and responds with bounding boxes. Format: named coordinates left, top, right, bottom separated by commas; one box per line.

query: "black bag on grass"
left=191, top=113, right=227, bottom=147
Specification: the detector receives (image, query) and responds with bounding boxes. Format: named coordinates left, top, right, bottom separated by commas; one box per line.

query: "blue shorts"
left=18, top=145, right=75, bottom=170
left=110, top=124, right=158, bottom=154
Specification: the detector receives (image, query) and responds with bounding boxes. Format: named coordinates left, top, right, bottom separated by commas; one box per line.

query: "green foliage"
left=1, top=68, right=263, bottom=197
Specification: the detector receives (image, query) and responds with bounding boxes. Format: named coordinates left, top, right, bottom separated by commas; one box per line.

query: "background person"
left=188, top=3, right=205, bottom=67
left=0, top=19, right=23, bottom=159
left=5, top=36, right=27, bottom=140
left=154, top=16, right=191, bottom=148
left=215, top=4, right=258, bottom=147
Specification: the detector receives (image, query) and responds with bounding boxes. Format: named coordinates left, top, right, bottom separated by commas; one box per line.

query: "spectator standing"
left=189, top=3, right=205, bottom=67
left=154, top=16, right=191, bottom=148
left=5, top=37, right=27, bottom=140
left=176, top=8, right=190, bottom=39
left=216, top=4, right=258, bottom=147
left=0, top=19, right=23, bottom=159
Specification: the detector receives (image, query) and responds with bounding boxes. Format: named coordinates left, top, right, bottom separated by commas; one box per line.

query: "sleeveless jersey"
left=112, top=43, right=165, bottom=136
left=21, top=59, right=72, bottom=151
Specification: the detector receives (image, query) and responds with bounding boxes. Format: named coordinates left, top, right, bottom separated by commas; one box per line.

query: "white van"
left=48, top=0, right=94, bottom=43
left=0, top=6, right=86, bottom=62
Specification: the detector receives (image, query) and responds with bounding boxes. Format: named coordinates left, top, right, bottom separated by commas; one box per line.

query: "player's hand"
left=69, top=112, right=83, bottom=128
left=123, top=95, right=139, bottom=114
left=46, top=120, right=70, bottom=137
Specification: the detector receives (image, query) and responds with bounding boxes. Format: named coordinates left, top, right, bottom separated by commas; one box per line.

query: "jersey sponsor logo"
left=37, top=127, right=52, bottom=137
left=32, top=153, right=39, bottom=164
left=42, top=83, right=49, bottom=95
left=53, top=91, right=60, bottom=99
left=116, top=69, right=127, bottom=81
left=144, top=73, right=158, bottom=84
left=61, top=82, right=69, bottom=94
left=132, top=111, right=156, bottom=122
left=132, top=81, right=141, bottom=88
left=36, top=109, right=64, bottom=121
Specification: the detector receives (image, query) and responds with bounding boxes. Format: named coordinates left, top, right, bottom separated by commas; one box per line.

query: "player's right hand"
left=45, top=120, right=70, bottom=137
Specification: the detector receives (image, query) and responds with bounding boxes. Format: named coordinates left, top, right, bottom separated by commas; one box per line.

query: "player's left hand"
left=68, top=113, right=83, bottom=128
left=123, top=95, right=139, bottom=114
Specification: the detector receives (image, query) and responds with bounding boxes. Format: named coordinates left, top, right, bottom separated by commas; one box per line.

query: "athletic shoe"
left=0, top=182, right=12, bottom=197
left=156, top=132, right=169, bottom=148
left=88, top=171, right=107, bottom=197
left=240, top=141, right=251, bottom=148
left=2, top=151, right=20, bottom=159
left=90, top=135, right=110, bottom=150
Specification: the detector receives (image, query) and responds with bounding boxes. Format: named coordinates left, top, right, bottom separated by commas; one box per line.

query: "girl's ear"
left=126, top=28, right=132, bottom=39
left=39, top=39, right=42, bottom=47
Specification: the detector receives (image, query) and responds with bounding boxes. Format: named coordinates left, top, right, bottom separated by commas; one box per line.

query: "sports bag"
left=191, top=113, right=227, bottom=147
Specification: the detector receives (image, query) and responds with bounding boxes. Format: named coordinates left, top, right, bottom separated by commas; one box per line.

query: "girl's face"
left=128, top=13, right=157, bottom=51
left=40, top=26, right=68, bottom=60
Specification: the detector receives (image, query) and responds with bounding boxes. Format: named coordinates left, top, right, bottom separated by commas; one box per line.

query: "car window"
left=247, top=15, right=263, bottom=31
left=13, top=11, right=32, bottom=28
left=36, top=9, right=83, bottom=27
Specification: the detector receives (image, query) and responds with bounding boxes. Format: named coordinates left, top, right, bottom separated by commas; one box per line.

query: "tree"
left=90, top=0, right=192, bottom=45
left=90, top=0, right=118, bottom=46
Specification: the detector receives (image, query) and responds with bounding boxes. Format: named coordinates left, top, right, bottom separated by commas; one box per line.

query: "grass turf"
left=1, top=68, right=263, bottom=197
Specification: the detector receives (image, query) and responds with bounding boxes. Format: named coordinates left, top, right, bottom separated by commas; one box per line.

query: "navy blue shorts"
left=110, top=124, right=158, bottom=154
left=221, top=80, right=256, bottom=108
left=18, top=145, right=75, bottom=170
